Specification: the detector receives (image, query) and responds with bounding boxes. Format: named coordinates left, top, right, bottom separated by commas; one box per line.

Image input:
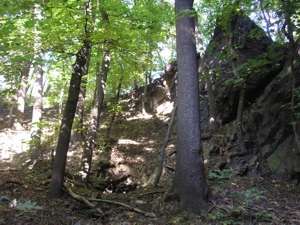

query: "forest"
left=0, top=0, right=299, bottom=224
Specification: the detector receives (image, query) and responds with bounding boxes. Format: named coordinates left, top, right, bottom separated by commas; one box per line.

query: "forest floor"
left=0, top=104, right=300, bottom=225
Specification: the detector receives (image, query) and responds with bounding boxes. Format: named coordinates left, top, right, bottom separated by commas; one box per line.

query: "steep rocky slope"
left=201, top=12, right=300, bottom=179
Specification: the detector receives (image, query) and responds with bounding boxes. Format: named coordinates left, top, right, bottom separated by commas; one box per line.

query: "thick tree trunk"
left=174, top=0, right=208, bottom=213
left=50, top=40, right=91, bottom=197
left=81, top=48, right=111, bottom=179
left=17, top=62, right=31, bottom=114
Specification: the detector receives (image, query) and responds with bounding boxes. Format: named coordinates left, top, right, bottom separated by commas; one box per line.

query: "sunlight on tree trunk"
left=17, top=62, right=31, bottom=114
left=30, top=3, right=44, bottom=161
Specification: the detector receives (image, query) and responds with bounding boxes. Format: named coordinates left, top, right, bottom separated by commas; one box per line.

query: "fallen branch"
left=0, top=168, right=19, bottom=172
left=137, top=190, right=164, bottom=197
left=89, top=198, right=156, bottom=218
left=65, top=185, right=103, bottom=215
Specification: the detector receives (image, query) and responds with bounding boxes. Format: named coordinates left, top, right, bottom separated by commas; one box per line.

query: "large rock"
left=202, top=13, right=284, bottom=123
left=202, top=12, right=300, bottom=178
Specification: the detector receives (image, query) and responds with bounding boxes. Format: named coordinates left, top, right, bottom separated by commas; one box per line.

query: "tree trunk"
left=146, top=104, right=176, bottom=187
left=81, top=48, right=111, bottom=179
left=106, top=67, right=124, bottom=140
left=50, top=40, right=91, bottom=197
left=77, top=76, right=87, bottom=141
left=228, top=14, right=248, bottom=155
left=30, top=3, right=44, bottom=161
left=236, top=82, right=247, bottom=154
left=174, top=0, right=208, bottom=213
left=17, top=62, right=31, bottom=114
left=259, top=0, right=272, bottom=40
left=142, top=72, right=149, bottom=114
left=206, top=76, right=217, bottom=130
left=30, top=64, right=44, bottom=160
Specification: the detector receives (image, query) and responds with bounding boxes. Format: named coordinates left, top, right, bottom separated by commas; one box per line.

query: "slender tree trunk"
left=236, top=82, right=247, bottom=154
left=174, top=0, right=208, bottom=213
left=228, top=14, right=248, bottom=154
left=30, top=64, right=44, bottom=160
left=259, top=0, right=272, bottom=40
left=30, top=3, right=44, bottom=161
left=77, top=77, right=87, bottom=140
left=146, top=104, right=176, bottom=187
left=206, top=76, right=217, bottom=130
left=142, top=72, right=149, bottom=114
left=106, top=67, right=124, bottom=140
left=17, top=62, right=31, bottom=114
left=81, top=48, right=111, bottom=179
left=50, top=40, right=91, bottom=197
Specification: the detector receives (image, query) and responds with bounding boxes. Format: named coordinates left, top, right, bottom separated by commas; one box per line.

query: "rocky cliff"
left=201, top=12, right=300, bottom=180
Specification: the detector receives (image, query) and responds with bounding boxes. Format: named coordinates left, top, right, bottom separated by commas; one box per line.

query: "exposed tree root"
left=65, top=185, right=104, bottom=215
left=88, top=198, right=156, bottom=218
left=65, top=184, right=156, bottom=218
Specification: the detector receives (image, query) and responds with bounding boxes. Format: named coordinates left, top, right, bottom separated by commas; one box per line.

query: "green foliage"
left=15, top=200, right=43, bottom=212
left=208, top=169, right=233, bottom=181
left=208, top=210, right=238, bottom=225
left=231, top=187, right=265, bottom=206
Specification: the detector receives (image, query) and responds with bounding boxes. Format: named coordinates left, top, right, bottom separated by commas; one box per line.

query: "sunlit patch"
left=0, top=129, right=30, bottom=161
left=126, top=113, right=153, bottom=121
left=111, top=164, right=131, bottom=176
left=135, top=156, right=144, bottom=162
left=167, top=144, right=175, bottom=148
left=156, top=101, right=174, bottom=115
left=117, top=139, right=141, bottom=145
left=143, top=147, right=154, bottom=152
left=100, top=124, right=108, bottom=129
left=110, top=148, right=125, bottom=164
left=138, top=138, right=155, bottom=145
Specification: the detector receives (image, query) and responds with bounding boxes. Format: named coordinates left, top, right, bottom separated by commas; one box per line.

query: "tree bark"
left=50, top=40, right=91, bottom=197
left=236, top=82, right=247, bottom=154
left=142, top=72, right=149, bottom=114
left=206, top=76, right=218, bottom=130
left=30, top=64, right=44, bottom=160
left=259, top=0, right=272, bottom=40
left=30, top=3, right=44, bottom=161
left=174, top=0, right=208, bottom=213
left=17, top=61, right=31, bottom=114
left=106, top=67, right=124, bottom=140
left=77, top=76, right=87, bottom=141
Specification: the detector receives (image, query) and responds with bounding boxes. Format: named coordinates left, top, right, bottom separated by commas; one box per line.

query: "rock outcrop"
left=201, top=12, right=300, bottom=179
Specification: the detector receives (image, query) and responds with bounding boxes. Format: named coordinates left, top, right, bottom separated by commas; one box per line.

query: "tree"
left=30, top=3, right=44, bottom=161
left=174, top=0, right=208, bottom=214
left=16, top=61, right=31, bottom=114
left=50, top=1, right=92, bottom=197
